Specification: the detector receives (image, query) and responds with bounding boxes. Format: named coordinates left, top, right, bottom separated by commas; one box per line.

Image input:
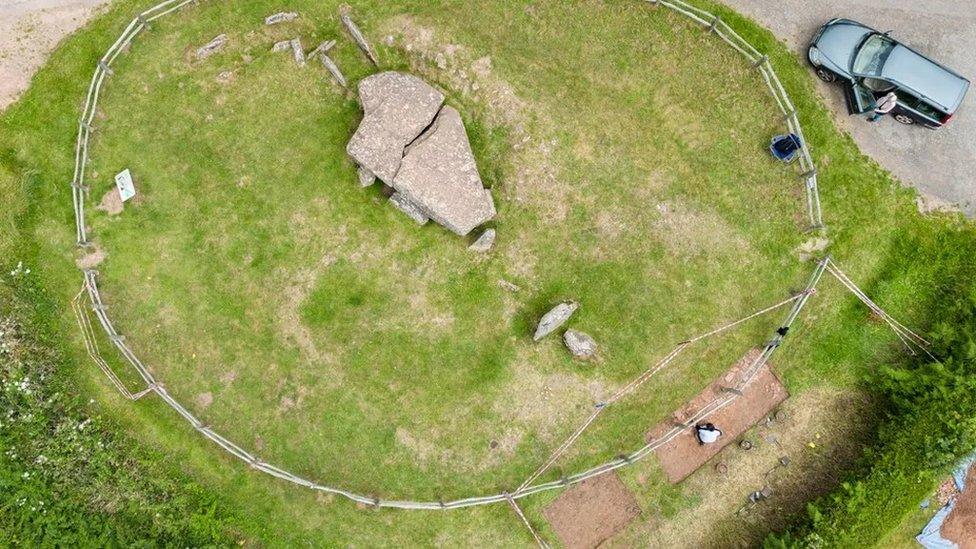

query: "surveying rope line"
left=65, top=0, right=836, bottom=534
left=506, top=493, right=552, bottom=549
left=824, top=258, right=935, bottom=361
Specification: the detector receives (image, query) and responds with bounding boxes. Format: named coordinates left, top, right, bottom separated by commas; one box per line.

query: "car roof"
left=880, top=45, right=970, bottom=112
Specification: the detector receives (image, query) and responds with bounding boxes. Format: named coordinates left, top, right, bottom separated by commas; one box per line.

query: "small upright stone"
left=264, top=12, right=299, bottom=25
left=196, top=34, right=228, bottom=59
left=390, top=192, right=429, bottom=225
left=469, top=229, right=495, bottom=252
left=564, top=330, right=597, bottom=360
left=357, top=166, right=376, bottom=187
left=339, top=6, right=378, bottom=65
left=533, top=301, right=579, bottom=342
left=320, top=54, right=348, bottom=88
left=290, top=38, right=305, bottom=66
left=271, top=40, right=292, bottom=53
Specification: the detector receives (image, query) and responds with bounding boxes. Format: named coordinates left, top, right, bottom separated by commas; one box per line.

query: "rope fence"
left=648, top=0, right=824, bottom=230
left=59, top=0, right=897, bottom=545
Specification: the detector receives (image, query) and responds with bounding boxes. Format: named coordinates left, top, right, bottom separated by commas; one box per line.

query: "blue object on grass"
left=770, top=133, right=802, bottom=162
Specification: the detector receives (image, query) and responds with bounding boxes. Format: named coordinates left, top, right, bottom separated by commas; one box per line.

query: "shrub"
left=0, top=275, right=240, bottom=547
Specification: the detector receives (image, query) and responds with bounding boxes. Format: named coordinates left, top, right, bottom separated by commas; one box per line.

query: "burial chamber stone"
left=346, top=72, right=445, bottom=183
left=393, top=106, right=496, bottom=236
left=346, top=71, right=496, bottom=236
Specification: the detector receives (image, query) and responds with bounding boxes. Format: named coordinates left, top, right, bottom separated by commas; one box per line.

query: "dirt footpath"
left=0, top=0, right=111, bottom=111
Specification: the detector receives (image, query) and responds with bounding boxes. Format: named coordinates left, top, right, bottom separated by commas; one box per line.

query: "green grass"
left=2, top=0, right=975, bottom=545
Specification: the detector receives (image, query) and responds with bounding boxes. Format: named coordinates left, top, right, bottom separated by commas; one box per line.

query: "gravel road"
left=0, top=0, right=110, bottom=110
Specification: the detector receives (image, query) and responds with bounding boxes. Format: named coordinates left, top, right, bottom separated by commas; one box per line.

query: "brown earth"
left=542, top=472, right=641, bottom=549
left=943, top=465, right=976, bottom=549
left=96, top=187, right=123, bottom=215
left=647, top=349, right=789, bottom=484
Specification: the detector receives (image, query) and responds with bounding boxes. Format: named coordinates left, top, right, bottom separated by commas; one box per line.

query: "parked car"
left=807, top=18, right=970, bottom=128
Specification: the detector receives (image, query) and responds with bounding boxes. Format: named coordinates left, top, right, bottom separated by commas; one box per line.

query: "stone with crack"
left=392, top=106, right=496, bottom=235
left=533, top=301, right=579, bottom=342
left=346, top=72, right=444, bottom=183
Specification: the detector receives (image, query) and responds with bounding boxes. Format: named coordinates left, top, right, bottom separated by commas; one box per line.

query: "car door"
left=843, top=80, right=877, bottom=114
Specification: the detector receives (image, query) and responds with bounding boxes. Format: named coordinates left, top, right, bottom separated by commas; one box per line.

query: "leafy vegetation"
left=1, top=0, right=974, bottom=545
left=0, top=275, right=239, bottom=546
left=766, top=238, right=976, bottom=546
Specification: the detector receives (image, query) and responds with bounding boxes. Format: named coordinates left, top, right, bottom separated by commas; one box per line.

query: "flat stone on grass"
left=264, top=12, right=298, bottom=25
left=393, top=106, right=496, bottom=235
left=195, top=34, right=228, bottom=59
left=564, top=329, right=597, bottom=360
left=347, top=72, right=444, bottom=183
left=533, top=301, right=578, bottom=341
left=542, top=472, right=641, bottom=549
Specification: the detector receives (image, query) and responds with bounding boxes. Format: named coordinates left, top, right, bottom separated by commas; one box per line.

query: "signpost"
left=114, top=169, right=136, bottom=202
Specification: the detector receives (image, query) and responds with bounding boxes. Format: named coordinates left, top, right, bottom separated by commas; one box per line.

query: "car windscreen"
left=852, top=33, right=896, bottom=77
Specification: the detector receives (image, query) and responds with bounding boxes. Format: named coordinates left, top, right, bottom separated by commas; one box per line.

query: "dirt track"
left=0, top=0, right=110, bottom=111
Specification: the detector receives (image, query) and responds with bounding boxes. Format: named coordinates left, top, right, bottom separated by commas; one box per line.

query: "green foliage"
left=767, top=260, right=976, bottom=547
left=0, top=278, right=240, bottom=547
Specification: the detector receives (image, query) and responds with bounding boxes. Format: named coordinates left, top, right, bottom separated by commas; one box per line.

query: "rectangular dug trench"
left=542, top=472, right=641, bottom=549
left=647, top=349, right=789, bottom=484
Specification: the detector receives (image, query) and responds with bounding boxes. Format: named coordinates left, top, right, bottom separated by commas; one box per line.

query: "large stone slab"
left=392, top=106, right=495, bottom=235
left=347, top=72, right=444, bottom=183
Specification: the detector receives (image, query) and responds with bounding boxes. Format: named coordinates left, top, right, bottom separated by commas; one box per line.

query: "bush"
left=768, top=265, right=976, bottom=547
left=0, top=274, right=240, bottom=547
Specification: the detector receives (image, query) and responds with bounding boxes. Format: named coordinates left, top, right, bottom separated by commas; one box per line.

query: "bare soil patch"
left=944, top=465, right=976, bottom=548
left=75, top=242, right=106, bottom=269
left=542, top=472, right=641, bottom=549
left=647, top=349, right=788, bottom=483
left=96, top=187, right=124, bottom=215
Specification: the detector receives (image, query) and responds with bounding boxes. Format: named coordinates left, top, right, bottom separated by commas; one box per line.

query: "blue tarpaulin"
left=917, top=451, right=976, bottom=549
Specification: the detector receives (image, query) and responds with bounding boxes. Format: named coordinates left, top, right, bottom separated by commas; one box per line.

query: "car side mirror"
left=883, top=30, right=893, bottom=36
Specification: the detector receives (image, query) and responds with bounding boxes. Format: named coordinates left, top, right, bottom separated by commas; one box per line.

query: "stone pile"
left=347, top=71, right=496, bottom=236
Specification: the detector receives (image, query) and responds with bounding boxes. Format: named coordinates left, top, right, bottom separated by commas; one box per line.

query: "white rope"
left=506, top=493, right=551, bottom=548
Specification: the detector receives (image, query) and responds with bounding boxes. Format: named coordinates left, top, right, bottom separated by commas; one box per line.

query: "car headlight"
left=808, top=46, right=822, bottom=66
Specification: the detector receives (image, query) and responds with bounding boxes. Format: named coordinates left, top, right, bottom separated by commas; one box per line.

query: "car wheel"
left=894, top=113, right=915, bottom=125
left=816, top=68, right=836, bottom=83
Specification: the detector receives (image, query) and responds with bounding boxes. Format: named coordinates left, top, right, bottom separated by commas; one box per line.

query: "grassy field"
left=2, top=0, right=972, bottom=545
